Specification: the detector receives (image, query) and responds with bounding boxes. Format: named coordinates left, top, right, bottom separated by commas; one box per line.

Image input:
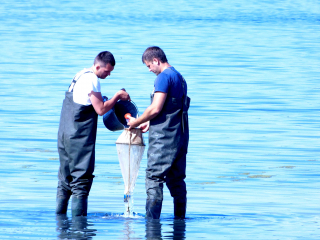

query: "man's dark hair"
left=94, top=51, right=116, bottom=67
left=142, top=46, right=168, bottom=64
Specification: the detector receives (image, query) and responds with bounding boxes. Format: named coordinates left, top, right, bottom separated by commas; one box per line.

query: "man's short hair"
left=94, top=51, right=116, bottom=67
left=142, top=46, right=168, bottom=64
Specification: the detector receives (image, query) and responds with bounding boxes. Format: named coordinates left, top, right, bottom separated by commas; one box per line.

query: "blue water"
left=0, top=0, right=319, bottom=239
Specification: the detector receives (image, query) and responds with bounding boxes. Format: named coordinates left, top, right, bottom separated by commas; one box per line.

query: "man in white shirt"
left=56, top=51, right=130, bottom=217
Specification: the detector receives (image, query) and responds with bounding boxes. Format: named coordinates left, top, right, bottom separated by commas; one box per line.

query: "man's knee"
left=70, top=178, right=93, bottom=198
left=146, top=178, right=164, bottom=201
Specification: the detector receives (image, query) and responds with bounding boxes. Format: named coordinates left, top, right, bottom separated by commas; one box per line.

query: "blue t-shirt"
left=154, top=67, right=187, bottom=98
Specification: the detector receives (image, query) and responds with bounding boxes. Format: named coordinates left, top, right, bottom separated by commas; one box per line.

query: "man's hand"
left=117, top=89, right=131, bottom=101
left=128, top=119, right=150, bottom=133
left=127, top=118, right=139, bottom=129
left=127, top=91, right=166, bottom=132
left=139, top=121, right=150, bottom=133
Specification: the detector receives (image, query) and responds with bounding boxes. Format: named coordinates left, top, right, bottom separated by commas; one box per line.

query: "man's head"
left=142, top=46, right=168, bottom=75
left=142, top=46, right=167, bottom=64
left=93, top=51, right=116, bottom=79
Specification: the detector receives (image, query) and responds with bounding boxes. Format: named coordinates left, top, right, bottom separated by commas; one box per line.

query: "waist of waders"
left=150, top=94, right=190, bottom=133
left=61, top=91, right=98, bottom=126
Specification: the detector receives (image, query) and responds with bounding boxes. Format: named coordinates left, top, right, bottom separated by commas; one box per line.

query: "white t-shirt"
left=70, top=68, right=101, bottom=106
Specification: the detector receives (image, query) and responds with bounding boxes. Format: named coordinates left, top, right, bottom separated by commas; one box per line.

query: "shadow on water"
left=56, top=215, right=97, bottom=240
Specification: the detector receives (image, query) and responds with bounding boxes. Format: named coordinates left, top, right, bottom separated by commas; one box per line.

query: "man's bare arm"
left=90, top=90, right=130, bottom=116
left=128, top=92, right=167, bottom=129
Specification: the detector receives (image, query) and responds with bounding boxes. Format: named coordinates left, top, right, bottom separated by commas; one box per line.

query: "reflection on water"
left=56, top=215, right=97, bottom=240
left=56, top=214, right=186, bottom=240
left=145, top=219, right=162, bottom=240
left=145, top=219, right=186, bottom=240
left=122, top=218, right=135, bottom=240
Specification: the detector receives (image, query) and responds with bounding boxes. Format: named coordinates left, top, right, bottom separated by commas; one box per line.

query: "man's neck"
left=90, top=65, right=97, bottom=76
left=160, top=62, right=172, bottom=73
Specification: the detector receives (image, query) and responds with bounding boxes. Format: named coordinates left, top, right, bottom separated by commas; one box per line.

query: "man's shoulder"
left=78, top=69, right=97, bottom=81
left=161, top=67, right=183, bottom=82
left=165, top=67, right=182, bottom=76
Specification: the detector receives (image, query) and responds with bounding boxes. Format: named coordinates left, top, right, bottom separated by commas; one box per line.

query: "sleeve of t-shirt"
left=91, top=74, right=101, bottom=92
left=154, top=73, right=169, bottom=93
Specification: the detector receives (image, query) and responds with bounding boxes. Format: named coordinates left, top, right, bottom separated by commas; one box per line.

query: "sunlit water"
left=0, top=0, right=319, bottom=239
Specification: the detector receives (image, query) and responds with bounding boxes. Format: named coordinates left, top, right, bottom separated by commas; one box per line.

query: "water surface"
left=0, top=0, right=319, bottom=239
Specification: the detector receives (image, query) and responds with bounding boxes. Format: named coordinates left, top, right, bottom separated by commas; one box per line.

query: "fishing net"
left=116, top=129, right=145, bottom=210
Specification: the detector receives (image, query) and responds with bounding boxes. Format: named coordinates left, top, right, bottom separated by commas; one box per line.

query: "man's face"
left=96, top=63, right=114, bottom=79
left=144, top=59, right=161, bottom=75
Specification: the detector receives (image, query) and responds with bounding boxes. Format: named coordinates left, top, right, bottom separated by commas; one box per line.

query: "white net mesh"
left=116, top=143, right=145, bottom=195
left=116, top=128, right=145, bottom=217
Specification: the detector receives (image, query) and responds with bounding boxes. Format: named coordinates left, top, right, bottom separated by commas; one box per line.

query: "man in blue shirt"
left=128, top=46, right=190, bottom=219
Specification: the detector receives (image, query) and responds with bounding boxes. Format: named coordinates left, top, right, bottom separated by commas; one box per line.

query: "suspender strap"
left=68, top=70, right=93, bottom=92
left=169, top=67, right=188, bottom=133
left=169, top=67, right=186, bottom=97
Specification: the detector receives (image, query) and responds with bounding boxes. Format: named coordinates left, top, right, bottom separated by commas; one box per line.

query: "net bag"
left=116, top=128, right=145, bottom=202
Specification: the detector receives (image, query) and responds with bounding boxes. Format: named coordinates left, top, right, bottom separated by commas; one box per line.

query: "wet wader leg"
left=56, top=180, right=72, bottom=214
left=145, top=177, right=164, bottom=219
left=145, top=143, right=184, bottom=219
left=70, top=179, right=93, bottom=217
left=166, top=153, right=187, bottom=219
left=69, top=152, right=95, bottom=217
left=71, top=195, right=88, bottom=217
left=145, top=153, right=167, bottom=220
left=56, top=138, right=72, bottom=215
left=145, top=198, right=163, bottom=219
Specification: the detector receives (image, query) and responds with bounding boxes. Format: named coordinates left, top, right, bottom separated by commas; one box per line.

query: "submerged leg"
left=69, top=171, right=93, bottom=217
left=146, top=199, right=163, bottom=219
left=56, top=196, right=70, bottom=215
left=166, top=153, right=187, bottom=219
left=71, top=195, right=88, bottom=217
left=173, top=198, right=187, bottom=219
left=56, top=138, right=72, bottom=215
left=145, top=179, right=164, bottom=219
left=145, top=152, right=166, bottom=219
left=55, top=181, right=71, bottom=215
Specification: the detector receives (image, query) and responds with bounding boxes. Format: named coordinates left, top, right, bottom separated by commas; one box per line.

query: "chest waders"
left=146, top=68, right=190, bottom=219
left=56, top=71, right=98, bottom=216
